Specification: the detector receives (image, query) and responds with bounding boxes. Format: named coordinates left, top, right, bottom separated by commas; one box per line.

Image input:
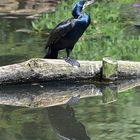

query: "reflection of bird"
left=48, top=105, right=91, bottom=140
left=44, top=0, right=95, bottom=67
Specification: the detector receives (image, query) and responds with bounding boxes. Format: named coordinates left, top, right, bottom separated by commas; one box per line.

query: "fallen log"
left=0, top=58, right=102, bottom=84
left=0, top=58, right=140, bottom=85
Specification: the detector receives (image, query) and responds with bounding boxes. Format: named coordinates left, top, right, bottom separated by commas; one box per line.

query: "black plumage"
left=44, top=0, right=92, bottom=66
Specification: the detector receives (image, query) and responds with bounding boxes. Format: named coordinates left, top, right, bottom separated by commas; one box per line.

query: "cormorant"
left=44, top=0, right=95, bottom=67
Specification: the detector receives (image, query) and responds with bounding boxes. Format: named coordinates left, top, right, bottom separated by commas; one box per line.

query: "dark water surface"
left=0, top=86, right=139, bottom=140
left=0, top=18, right=46, bottom=66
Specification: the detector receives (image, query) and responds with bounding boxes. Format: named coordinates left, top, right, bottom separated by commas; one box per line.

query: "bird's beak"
left=83, top=0, right=95, bottom=9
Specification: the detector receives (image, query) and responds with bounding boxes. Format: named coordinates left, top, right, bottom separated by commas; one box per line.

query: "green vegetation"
left=0, top=0, right=139, bottom=66
left=32, top=0, right=140, bottom=61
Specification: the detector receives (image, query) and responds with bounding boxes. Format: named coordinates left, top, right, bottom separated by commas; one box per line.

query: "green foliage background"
left=0, top=0, right=140, bottom=66
left=32, top=0, right=140, bottom=61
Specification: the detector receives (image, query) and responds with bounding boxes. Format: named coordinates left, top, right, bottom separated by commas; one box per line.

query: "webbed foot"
left=64, top=57, right=80, bottom=67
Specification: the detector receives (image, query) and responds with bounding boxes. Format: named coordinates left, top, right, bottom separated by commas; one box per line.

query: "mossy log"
left=102, top=57, right=118, bottom=80
left=0, top=58, right=102, bottom=84
left=0, top=58, right=140, bottom=85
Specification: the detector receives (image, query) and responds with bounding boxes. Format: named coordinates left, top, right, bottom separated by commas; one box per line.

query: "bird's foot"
left=64, top=57, right=80, bottom=67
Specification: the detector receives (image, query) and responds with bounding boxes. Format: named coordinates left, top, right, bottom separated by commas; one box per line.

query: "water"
left=0, top=18, right=46, bottom=66
left=0, top=0, right=140, bottom=140
left=0, top=85, right=139, bottom=140
left=0, top=0, right=59, bottom=66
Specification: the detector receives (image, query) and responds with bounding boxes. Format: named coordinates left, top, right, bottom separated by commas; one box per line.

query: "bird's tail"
left=44, top=47, right=58, bottom=59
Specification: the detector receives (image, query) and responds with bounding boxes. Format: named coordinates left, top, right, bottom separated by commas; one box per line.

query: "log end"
left=102, top=57, right=118, bottom=81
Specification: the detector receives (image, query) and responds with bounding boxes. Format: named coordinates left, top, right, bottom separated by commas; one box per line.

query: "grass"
left=32, top=0, right=140, bottom=61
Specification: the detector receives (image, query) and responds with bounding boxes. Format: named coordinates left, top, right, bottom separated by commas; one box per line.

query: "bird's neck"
left=72, top=6, right=83, bottom=18
left=78, top=13, right=91, bottom=26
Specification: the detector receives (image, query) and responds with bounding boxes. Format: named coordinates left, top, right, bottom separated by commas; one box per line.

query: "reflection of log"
left=0, top=79, right=139, bottom=108
left=0, top=0, right=59, bottom=16
left=117, top=78, right=140, bottom=92
left=0, top=83, right=102, bottom=107
left=0, top=58, right=140, bottom=85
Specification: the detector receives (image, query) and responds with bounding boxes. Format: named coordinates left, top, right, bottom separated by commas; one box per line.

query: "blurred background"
left=0, top=0, right=140, bottom=66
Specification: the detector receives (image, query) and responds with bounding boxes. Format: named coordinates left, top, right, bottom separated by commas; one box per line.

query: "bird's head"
left=72, top=0, right=86, bottom=18
left=83, top=0, right=95, bottom=9
left=72, top=0, right=95, bottom=18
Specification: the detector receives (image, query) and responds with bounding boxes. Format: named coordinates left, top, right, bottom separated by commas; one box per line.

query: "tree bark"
left=0, top=58, right=102, bottom=84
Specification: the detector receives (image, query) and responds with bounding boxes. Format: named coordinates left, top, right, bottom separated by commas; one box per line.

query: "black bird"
left=44, top=0, right=95, bottom=67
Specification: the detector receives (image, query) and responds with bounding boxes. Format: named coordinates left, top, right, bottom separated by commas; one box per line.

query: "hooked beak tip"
left=83, top=0, right=95, bottom=9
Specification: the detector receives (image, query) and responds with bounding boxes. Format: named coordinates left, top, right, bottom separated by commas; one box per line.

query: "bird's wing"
left=46, top=18, right=75, bottom=48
